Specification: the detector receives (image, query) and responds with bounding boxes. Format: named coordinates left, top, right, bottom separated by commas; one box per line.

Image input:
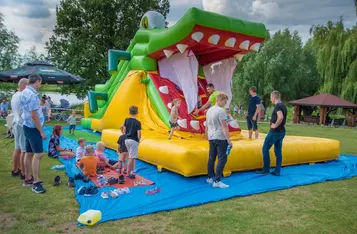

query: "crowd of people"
left=9, top=74, right=141, bottom=194
left=9, top=74, right=287, bottom=194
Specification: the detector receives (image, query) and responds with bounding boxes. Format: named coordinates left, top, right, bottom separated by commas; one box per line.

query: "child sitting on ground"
left=114, top=125, right=129, bottom=174
left=124, top=106, right=142, bottom=179
left=48, top=125, right=75, bottom=158
left=75, top=138, right=86, bottom=162
left=95, top=141, right=115, bottom=170
left=169, top=98, right=181, bottom=140
left=79, top=145, right=98, bottom=177
left=67, top=110, right=77, bottom=135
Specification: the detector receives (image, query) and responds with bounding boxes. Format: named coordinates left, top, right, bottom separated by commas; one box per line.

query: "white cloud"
left=0, top=0, right=59, bottom=54
left=251, top=0, right=281, bottom=19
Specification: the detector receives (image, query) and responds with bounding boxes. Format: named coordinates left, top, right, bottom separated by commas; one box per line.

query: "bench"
left=302, top=116, right=319, bottom=125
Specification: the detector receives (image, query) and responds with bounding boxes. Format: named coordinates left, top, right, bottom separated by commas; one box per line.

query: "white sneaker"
left=101, top=192, right=109, bottom=199
left=212, top=181, right=229, bottom=188
left=206, top=178, right=214, bottom=184
left=109, top=190, right=118, bottom=198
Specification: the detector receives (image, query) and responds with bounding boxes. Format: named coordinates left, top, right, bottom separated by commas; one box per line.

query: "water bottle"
left=226, top=145, right=232, bottom=156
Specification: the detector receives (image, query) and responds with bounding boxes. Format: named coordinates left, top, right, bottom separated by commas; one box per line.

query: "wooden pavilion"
left=289, top=93, right=357, bottom=127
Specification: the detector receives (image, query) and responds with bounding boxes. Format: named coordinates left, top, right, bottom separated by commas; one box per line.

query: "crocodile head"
left=85, top=8, right=267, bottom=134
left=131, top=8, right=267, bottom=133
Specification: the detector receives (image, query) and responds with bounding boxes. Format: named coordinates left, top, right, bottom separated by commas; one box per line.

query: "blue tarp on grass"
left=43, top=126, right=357, bottom=224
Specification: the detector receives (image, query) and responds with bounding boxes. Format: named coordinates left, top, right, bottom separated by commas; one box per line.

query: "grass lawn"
left=0, top=121, right=356, bottom=234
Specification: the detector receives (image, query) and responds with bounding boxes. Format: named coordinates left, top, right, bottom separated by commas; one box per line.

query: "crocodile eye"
left=141, top=16, right=149, bottom=29
left=140, top=11, right=165, bottom=29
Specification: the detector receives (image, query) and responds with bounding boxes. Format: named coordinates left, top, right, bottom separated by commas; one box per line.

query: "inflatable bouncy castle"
left=82, top=8, right=340, bottom=177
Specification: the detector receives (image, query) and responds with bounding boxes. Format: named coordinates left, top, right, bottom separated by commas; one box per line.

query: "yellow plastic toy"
left=81, top=8, right=340, bottom=177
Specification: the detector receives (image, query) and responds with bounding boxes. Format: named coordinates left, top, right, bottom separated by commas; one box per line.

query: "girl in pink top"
left=95, top=142, right=115, bottom=169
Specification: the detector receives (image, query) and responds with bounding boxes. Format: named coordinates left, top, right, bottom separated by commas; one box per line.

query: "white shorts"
left=125, top=139, right=139, bottom=159
left=13, top=122, right=26, bottom=152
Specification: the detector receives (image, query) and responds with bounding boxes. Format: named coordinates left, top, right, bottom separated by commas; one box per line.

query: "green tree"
left=232, top=29, right=320, bottom=108
left=310, top=19, right=357, bottom=103
left=0, top=12, right=20, bottom=71
left=16, top=46, right=47, bottom=66
left=46, top=0, right=170, bottom=98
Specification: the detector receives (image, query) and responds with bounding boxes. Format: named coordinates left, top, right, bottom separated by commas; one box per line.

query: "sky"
left=0, top=0, right=356, bottom=55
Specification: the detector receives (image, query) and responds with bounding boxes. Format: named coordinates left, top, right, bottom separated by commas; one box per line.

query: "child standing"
left=169, top=98, right=181, bottom=140
left=114, top=125, right=128, bottom=173
left=79, top=145, right=98, bottom=177
left=95, top=141, right=115, bottom=169
left=75, top=138, right=86, bottom=162
left=67, top=111, right=77, bottom=135
left=124, top=106, right=141, bottom=179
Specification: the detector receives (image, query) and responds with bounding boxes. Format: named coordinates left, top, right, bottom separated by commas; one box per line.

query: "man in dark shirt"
left=245, top=86, right=261, bottom=139
left=257, top=90, right=287, bottom=176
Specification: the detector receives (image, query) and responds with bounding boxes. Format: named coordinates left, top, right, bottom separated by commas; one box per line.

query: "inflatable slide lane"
left=82, top=7, right=340, bottom=177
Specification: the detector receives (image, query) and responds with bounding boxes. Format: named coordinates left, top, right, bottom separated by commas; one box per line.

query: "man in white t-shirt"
left=205, top=92, right=232, bottom=188
left=10, top=78, right=29, bottom=179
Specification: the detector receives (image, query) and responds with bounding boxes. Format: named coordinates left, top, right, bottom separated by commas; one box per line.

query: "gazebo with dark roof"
left=289, top=93, right=357, bottom=126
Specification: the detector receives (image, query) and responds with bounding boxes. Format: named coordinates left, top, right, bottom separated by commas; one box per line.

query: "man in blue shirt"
left=245, top=86, right=261, bottom=139
left=20, top=74, right=47, bottom=194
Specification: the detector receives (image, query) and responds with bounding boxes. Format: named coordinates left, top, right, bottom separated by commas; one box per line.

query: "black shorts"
left=247, top=116, right=258, bottom=131
left=23, top=125, right=44, bottom=154
left=69, top=125, right=76, bottom=132
left=170, top=121, right=179, bottom=128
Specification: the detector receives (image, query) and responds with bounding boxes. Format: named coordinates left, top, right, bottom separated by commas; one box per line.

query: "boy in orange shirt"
left=79, top=145, right=98, bottom=177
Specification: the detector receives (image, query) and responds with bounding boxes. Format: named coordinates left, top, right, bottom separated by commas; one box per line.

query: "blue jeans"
left=262, top=131, right=285, bottom=174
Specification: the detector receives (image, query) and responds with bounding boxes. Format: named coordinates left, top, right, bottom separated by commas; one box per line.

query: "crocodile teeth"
left=191, top=32, right=204, bottom=42
left=159, top=86, right=169, bottom=94
left=229, top=120, right=240, bottom=129
left=163, top=49, right=174, bottom=58
left=250, top=43, right=261, bottom=52
left=178, top=119, right=187, bottom=128
left=208, top=34, right=220, bottom=45
left=190, top=120, right=200, bottom=130
left=176, top=44, right=188, bottom=53
left=167, top=103, right=172, bottom=109
left=234, top=54, right=244, bottom=62
left=239, top=40, right=250, bottom=50
left=225, top=38, right=236, bottom=48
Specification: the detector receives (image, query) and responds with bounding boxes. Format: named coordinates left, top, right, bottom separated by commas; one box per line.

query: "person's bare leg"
left=127, top=158, right=133, bottom=175
left=169, top=129, right=174, bottom=139
left=133, top=159, right=136, bottom=173
left=12, top=149, right=21, bottom=172
left=24, top=152, right=34, bottom=180
left=20, top=152, right=25, bottom=174
left=59, top=151, right=75, bottom=157
left=32, top=153, right=43, bottom=183
left=255, top=130, right=259, bottom=139
left=249, top=130, right=253, bottom=139
left=123, top=153, right=128, bottom=172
